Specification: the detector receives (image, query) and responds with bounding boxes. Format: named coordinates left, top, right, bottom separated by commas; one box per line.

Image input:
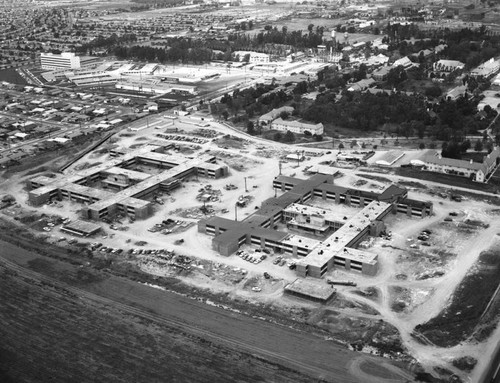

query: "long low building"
left=423, top=148, right=500, bottom=183
left=270, top=118, right=324, bottom=136
left=28, top=144, right=228, bottom=221
left=199, top=174, right=433, bottom=278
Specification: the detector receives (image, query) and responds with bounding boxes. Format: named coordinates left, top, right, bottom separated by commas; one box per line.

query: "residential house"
left=347, top=78, right=375, bottom=92
left=392, top=56, right=413, bottom=69
left=446, top=85, right=467, bottom=101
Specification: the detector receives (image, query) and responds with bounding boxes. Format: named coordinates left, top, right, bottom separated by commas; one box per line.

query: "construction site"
left=0, top=113, right=499, bottom=383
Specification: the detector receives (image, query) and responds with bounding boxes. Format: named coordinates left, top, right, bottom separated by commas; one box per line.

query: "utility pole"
left=234, top=203, right=238, bottom=222
left=279, top=160, right=282, bottom=175
left=244, top=177, right=248, bottom=192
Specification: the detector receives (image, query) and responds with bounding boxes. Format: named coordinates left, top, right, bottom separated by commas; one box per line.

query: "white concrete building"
left=271, top=118, right=324, bottom=135
left=471, top=58, right=500, bottom=78
left=433, top=59, right=465, bottom=73
left=40, top=52, right=99, bottom=70
left=423, top=148, right=500, bottom=182
left=233, top=51, right=270, bottom=63
left=258, top=106, right=294, bottom=126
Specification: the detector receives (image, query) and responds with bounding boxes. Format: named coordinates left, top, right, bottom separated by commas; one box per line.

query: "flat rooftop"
left=63, top=220, right=101, bottom=234
left=87, top=154, right=215, bottom=211
left=335, top=247, right=378, bottom=265
left=64, top=183, right=114, bottom=200
left=284, top=203, right=350, bottom=224
left=285, top=278, right=336, bottom=302
left=281, top=234, right=320, bottom=250
left=104, top=167, right=151, bottom=181
left=297, top=201, right=391, bottom=268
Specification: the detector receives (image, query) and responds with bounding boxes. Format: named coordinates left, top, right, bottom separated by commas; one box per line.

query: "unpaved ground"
left=3, top=116, right=500, bottom=381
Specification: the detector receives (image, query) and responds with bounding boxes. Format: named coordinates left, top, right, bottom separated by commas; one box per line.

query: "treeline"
left=213, top=83, right=291, bottom=121
left=297, top=89, right=494, bottom=141
left=112, top=44, right=212, bottom=63
left=385, top=24, right=500, bottom=70
left=301, top=92, right=429, bottom=131
left=228, top=25, right=325, bottom=51
left=131, top=0, right=184, bottom=6
left=76, top=33, right=137, bottom=53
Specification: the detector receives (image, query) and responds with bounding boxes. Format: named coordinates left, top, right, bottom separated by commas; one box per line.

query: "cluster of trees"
left=441, top=139, right=494, bottom=159
left=301, top=91, right=429, bottom=131
left=384, top=24, right=500, bottom=71
left=296, top=85, right=495, bottom=142
left=112, top=44, right=212, bottom=63
left=213, top=83, right=292, bottom=123
left=227, top=24, right=325, bottom=51
left=76, top=33, right=137, bottom=54
left=131, top=0, right=184, bottom=7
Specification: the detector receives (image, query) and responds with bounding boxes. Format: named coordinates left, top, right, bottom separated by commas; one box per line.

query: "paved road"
left=0, top=240, right=413, bottom=383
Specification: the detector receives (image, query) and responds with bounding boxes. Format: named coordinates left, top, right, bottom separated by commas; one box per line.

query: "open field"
left=0, top=238, right=414, bottom=383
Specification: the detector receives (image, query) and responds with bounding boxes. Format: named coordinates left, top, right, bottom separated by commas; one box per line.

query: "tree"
left=279, top=111, right=290, bottom=120
left=314, top=134, right=323, bottom=141
left=386, top=66, right=408, bottom=87
left=273, top=132, right=283, bottom=142
left=474, top=139, right=483, bottom=152
left=247, top=121, right=255, bottom=135
left=284, top=130, right=295, bottom=142
left=419, top=142, right=426, bottom=150
left=338, top=143, right=344, bottom=149
left=221, top=110, right=229, bottom=120
left=424, top=85, right=442, bottom=99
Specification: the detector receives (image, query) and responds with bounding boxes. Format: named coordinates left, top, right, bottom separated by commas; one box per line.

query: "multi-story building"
left=28, top=144, right=228, bottom=221
left=40, top=52, right=99, bottom=70
left=258, top=106, right=294, bottom=126
left=270, top=118, right=324, bottom=135
left=233, top=51, right=270, bottom=63
left=423, top=148, right=500, bottom=182
left=198, top=175, right=433, bottom=278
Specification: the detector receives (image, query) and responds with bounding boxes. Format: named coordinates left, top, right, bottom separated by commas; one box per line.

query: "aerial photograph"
left=1, top=0, right=500, bottom=382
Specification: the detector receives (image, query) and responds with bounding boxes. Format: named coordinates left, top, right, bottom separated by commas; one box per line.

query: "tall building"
left=40, top=52, right=99, bottom=70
